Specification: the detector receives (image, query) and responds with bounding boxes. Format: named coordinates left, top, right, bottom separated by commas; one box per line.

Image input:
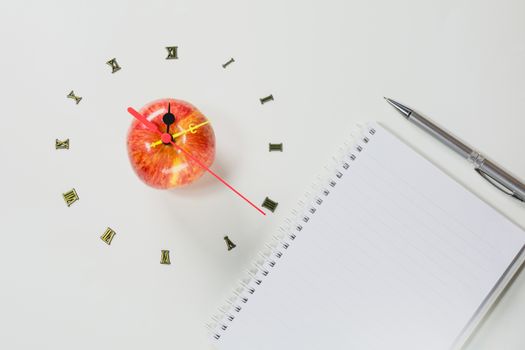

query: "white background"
left=0, top=0, right=524, bottom=349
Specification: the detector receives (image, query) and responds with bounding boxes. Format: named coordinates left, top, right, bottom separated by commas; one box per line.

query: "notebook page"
left=215, top=123, right=525, bottom=350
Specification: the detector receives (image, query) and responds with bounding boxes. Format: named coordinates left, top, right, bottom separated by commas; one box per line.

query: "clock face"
left=61, top=46, right=280, bottom=249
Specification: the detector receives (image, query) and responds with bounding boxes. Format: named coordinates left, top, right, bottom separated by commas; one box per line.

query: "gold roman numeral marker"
left=62, top=188, right=79, bottom=207
left=55, top=138, right=70, bottom=150
left=67, top=90, right=82, bottom=104
left=106, top=58, right=121, bottom=73
left=100, top=227, right=116, bottom=245
left=222, top=57, right=235, bottom=68
left=160, top=250, right=171, bottom=264
left=259, top=94, right=274, bottom=105
left=269, top=143, right=283, bottom=152
left=166, top=46, right=178, bottom=60
left=224, top=236, right=236, bottom=251
left=261, top=197, right=278, bottom=213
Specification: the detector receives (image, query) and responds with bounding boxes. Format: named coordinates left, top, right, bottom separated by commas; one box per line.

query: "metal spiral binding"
left=208, top=124, right=378, bottom=342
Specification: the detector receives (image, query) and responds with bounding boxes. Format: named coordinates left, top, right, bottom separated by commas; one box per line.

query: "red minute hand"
left=127, top=107, right=161, bottom=134
left=127, top=107, right=266, bottom=216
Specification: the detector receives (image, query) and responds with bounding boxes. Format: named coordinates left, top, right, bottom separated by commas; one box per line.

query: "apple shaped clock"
left=60, top=50, right=281, bottom=262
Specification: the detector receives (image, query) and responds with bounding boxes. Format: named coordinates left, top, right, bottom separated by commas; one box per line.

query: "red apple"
left=127, top=98, right=216, bottom=189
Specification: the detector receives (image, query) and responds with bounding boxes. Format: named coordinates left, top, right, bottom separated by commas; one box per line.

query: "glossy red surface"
left=127, top=98, right=216, bottom=189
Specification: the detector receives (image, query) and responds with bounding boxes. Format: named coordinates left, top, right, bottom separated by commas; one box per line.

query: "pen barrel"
left=409, top=111, right=473, bottom=159
left=478, top=159, right=525, bottom=201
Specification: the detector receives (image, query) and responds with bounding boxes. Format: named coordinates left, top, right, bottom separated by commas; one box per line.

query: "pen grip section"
left=478, top=159, right=525, bottom=201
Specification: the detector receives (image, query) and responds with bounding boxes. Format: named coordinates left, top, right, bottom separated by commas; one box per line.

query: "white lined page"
left=215, top=123, right=525, bottom=350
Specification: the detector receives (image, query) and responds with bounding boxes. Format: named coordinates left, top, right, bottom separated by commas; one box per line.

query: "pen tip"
left=384, top=97, right=412, bottom=118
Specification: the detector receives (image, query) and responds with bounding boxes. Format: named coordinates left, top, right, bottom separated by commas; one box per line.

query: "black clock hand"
left=162, top=103, right=176, bottom=134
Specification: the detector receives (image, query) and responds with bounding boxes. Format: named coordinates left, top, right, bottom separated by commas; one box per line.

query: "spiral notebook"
left=208, top=123, right=525, bottom=350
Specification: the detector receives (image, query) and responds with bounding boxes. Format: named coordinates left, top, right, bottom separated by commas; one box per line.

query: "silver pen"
left=385, top=97, right=525, bottom=202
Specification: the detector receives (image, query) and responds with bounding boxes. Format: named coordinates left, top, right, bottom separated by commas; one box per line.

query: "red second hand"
left=127, top=107, right=266, bottom=216
left=169, top=140, right=266, bottom=216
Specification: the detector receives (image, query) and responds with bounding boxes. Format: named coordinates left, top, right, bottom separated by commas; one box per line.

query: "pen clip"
left=475, top=168, right=524, bottom=202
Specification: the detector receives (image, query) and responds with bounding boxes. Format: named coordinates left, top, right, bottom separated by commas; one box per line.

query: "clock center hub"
left=161, top=132, right=173, bottom=145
